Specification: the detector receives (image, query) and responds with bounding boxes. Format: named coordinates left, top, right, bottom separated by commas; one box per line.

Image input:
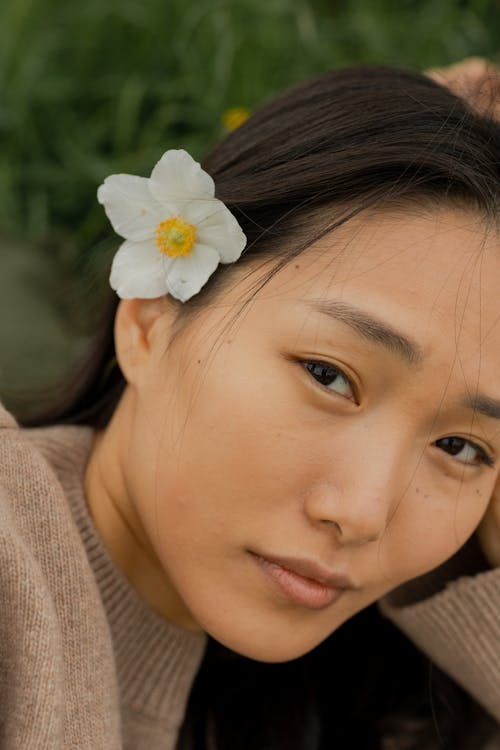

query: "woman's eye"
left=303, top=360, right=355, bottom=401
left=434, top=436, right=494, bottom=467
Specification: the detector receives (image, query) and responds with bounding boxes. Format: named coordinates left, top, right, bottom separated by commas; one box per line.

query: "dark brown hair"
left=22, top=66, right=500, bottom=749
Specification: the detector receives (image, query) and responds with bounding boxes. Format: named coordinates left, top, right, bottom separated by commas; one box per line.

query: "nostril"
left=322, top=519, right=342, bottom=535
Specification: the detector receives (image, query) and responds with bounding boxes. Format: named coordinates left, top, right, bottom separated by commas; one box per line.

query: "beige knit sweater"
left=0, top=401, right=498, bottom=749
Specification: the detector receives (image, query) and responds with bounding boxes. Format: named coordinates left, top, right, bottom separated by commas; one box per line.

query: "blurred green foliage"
left=0, top=0, right=498, bottom=406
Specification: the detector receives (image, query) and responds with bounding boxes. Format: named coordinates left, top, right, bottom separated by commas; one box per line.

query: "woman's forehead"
left=223, top=207, right=500, bottom=376
left=260, top=208, right=499, bottom=314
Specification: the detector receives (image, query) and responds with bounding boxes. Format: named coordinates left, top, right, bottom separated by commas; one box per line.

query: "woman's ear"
left=114, top=296, right=175, bottom=385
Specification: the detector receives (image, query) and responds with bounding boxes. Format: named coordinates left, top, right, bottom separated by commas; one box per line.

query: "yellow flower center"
left=154, top=216, right=196, bottom=257
left=222, top=106, right=251, bottom=131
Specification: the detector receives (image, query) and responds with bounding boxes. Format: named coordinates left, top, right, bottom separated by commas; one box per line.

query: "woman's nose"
left=302, top=437, right=409, bottom=546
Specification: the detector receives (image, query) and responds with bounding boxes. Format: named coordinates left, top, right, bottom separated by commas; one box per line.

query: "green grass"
left=0, top=0, right=498, bottom=406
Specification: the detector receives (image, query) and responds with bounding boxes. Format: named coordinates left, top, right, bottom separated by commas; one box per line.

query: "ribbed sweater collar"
left=25, top=423, right=207, bottom=730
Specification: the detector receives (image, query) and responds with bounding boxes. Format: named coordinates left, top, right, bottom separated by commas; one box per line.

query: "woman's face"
left=111, top=207, right=500, bottom=661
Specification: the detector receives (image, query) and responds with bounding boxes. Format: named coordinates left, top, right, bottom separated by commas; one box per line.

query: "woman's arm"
left=379, top=536, right=500, bottom=725
left=427, top=57, right=500, bottom=121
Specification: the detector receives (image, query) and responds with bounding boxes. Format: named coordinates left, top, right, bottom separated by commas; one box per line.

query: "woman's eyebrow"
left=304, top=299, right=423, bottom=365
left=462, top=394, right=500, bottom=421
left=305, top=299, right=500, bottom=422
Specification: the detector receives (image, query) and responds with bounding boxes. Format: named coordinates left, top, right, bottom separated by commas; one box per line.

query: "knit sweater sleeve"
left=378, top=537, right=500, bottom=724
left=0, top=401, right=122, bottom=749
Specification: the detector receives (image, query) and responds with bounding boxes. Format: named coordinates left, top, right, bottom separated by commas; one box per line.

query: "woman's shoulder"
left=0, top=399, right=100, bottom=610
left=0, top=400, right=97, bottom=600
left=0, top=400, right=18, bottom=430
left=0, top=400, right=121, bottom=747
left=0, top=400, right=94, bottom=529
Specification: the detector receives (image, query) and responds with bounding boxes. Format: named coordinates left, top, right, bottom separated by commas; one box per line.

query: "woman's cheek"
left=384, top=486, right=491, bottom=585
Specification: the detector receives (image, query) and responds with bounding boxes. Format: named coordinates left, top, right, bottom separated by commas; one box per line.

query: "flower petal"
left=149, top=149, right=215, bottom=205
left=196, top=204, right=247, bottom=263
left=109, top=239, right=173, bottom=298
left=98, top=174, right=169, bottom=241
left=165, top=244, right=220, bottom=302
left=182, top=197, right=227, bottom=225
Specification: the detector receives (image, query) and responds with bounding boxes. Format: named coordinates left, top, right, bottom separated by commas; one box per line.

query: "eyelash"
left=301, top=359, right=495, bottom=468
left=302, top=359, right=356, bottom=401
left=433, top=437, right=494, bottom=468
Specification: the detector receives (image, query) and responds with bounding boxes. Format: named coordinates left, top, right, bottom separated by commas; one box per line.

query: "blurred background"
left=1, top=0, right=499, bottom=414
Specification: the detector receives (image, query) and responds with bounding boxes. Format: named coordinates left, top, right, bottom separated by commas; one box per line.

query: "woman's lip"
left=250, top=551, right=352, bottom=610
left=251, top=551, right=355, bottom=590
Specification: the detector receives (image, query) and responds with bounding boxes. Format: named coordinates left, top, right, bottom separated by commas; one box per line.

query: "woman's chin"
left=196, top=611, right=336, bottom=663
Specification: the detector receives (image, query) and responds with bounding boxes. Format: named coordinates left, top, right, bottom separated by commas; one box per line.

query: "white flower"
left=97, top=149, right=247, bottom=302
